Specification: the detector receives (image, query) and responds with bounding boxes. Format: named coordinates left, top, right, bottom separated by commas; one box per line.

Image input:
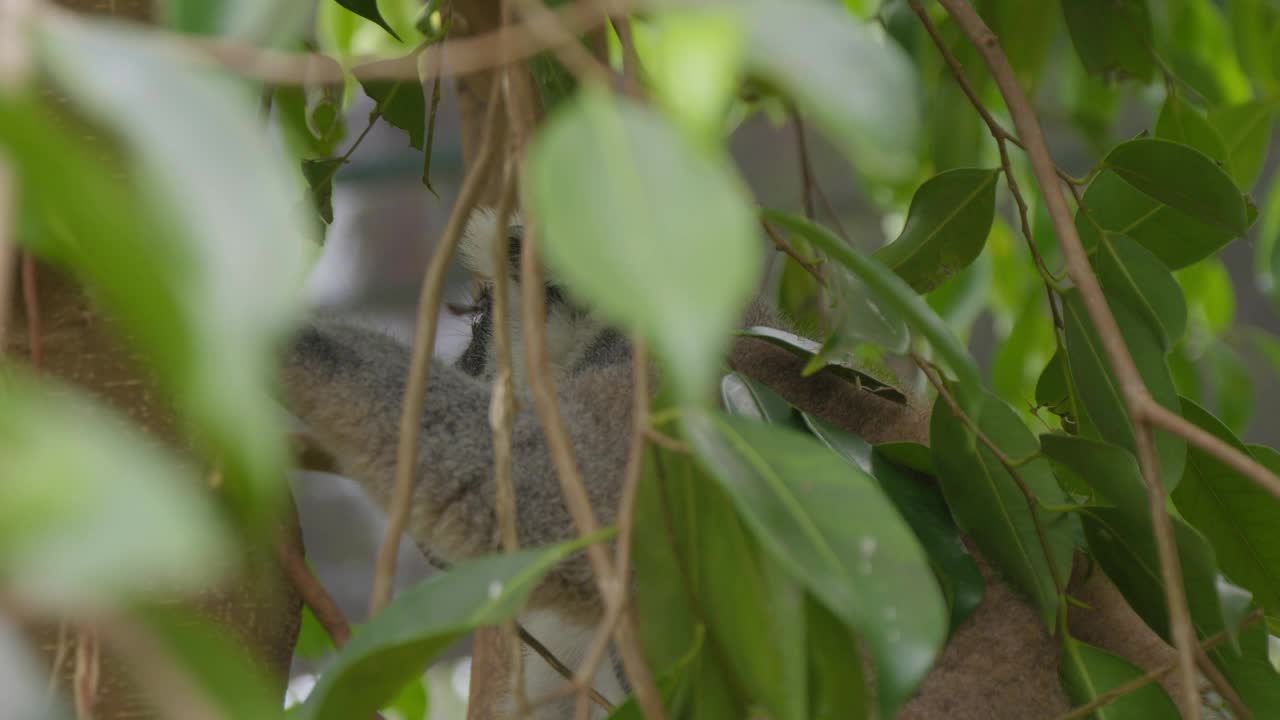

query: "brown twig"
left=611, top=15, right=643, bottom=98
left=277, top=534, right=352, bottom=649
left=643, top=426, right=689, bottom=453
left=907, top=0, right=1063, bottom=328
left=487, top=149, right=528, bottom=716
left=72, top=626, right=99, bottom=720
left=368, top=78, right=504, bottom=616
left=1143, top=402, right=1280, bottom=502
left=916, top=355, right=1065, bottom=594
left=510, top=0, right=611, bottom=87
left=1052, top=610, right=1263, bottom=720
left=762, top=220, right=825, bottom=285
left=933, top=0, right=1201, bottom=713
left=570, top=338, right=650, bottom=720
left=81, top=0, right=637, bottom=87
left=517, top=217, right=666, bottom=720
left=792, top=110, right=817, bottom=222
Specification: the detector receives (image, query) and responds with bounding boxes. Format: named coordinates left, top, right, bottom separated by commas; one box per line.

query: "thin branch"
left=916, top=355, right=1064, bottom=593
left=21, top=253, right=41, bottom=366
left=907, top=0, right=1062, bottom=328
left=0, top=162, right=15, bottom=352
left=762, top=220, right=825, bottom=285
left=72, top=627, right=99, bottom=720
left=517, top=217, right=666, bottom=720
left=277, top=533, right=352, bottom=649
left=487, top=153, right=528, bottom=716
left=611, top=15, right=643, bottom=98
left=368, top=78, right=504, bottom=616
left=1194, top=645, right=1251, bottom=720
left=1052, top=610, right=1263, bottom=720
left=510, top=0, right=611, bottom=87
left=1142, top=402, right=1280, bottom=502
left=571, top=338, right=649, bottom=720
left=75, top=0, right=637, bottom=87
left=933, top=0, right=1201, bottom=713
left=519, top=628, right=614, bottom=713
left=791, top=109, right=817, bottom=221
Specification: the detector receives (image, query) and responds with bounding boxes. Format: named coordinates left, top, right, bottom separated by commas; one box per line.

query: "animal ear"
left=459, top=206, right=524, bottom=283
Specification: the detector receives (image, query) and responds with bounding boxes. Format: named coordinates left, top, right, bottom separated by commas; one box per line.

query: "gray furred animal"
left=283, top=208, right=1188, bottom=719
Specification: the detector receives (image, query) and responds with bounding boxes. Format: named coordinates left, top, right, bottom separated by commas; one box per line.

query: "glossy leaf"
left=1227, top=0, right=1280, bottom=93
left=358, top=56, right=426, bottom=150
left=737, top=0, right=921, bottom=183
left=27, top=15, right=313, bottom=527
left=929, top=388, right=1076, bottom=628
left=0, top=366, right=230, bottom=608
left=1076, top=169, right=1236, bottom=270
left=1041, top=435, right=1148, bottom=516
left=820, top=263, right=912, bottom=356
left=1060, top=635, right=1180, bottom=718
left=1093, top=233, right=1187, bottom=350
left=764, top=211, right=982, bottom=409
left=1154, top=93, right=1228, bottom=169
left=631, top=444, right=762, bottom=719
left=1173, top=399, right=1280, bottom=618
left=1162, top=0, right=1252, bottom=106
left=873, top=168, right=1000, bottom=293
left=721, top=372, right=798, bottom=427
left=805, top=416, right=983, bottom=630
left=1061, top=290, right=1186, bottom=491
left=1207, top=101, right=1275, bottom=189
left=736, top=327, right=907, bottom=404
left=685, top=411, right=945, bottom=717
left=528, top=91, right=758, bottom=404
left=294, top=538, right=604, bottom=720
left=333, top=0, right=401, bottom=40
left=1061, top=0, right=1155, bottom=80
left=805, top=596, right=869, bottom=720
left=1035, top=351, right=1076, bottom=424
left=1101, top=139, right=1249, bottom=236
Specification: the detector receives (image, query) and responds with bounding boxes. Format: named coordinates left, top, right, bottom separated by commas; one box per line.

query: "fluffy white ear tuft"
left=459, top=206, right=523, bottom=282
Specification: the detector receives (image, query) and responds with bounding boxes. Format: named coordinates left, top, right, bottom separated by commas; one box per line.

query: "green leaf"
left=1154, top=93, right=1229, bottom=169
left=818, top=262, right=912, bottom=357
left=333, top=0, right=401, bottom=40
left=294, top=538, right=605, bottom=720
left=1041, top=435, right=1148, bottom=518
left=1227, top=0, right=1280, bottom=94
left=926, top=248, right=993, bottom=344
left=528, top=91, right=759, bottom=404
left=991, top=288, right=1057, bottom=414
left=605, top=627, right=706, bottom=720
left=1061, top=290, right=1186, bottom=491
left=302, top=158, right=346, bottom=225
left=1162, top=0, right=1253, bottom=106
left=632, top=445, right=746, bottom=718
left=1061, top=0, right=1155, bottom=80
left=1093, top=233, right=1187, bottom=350
left=721, top=372, right=798, bottom=427
left=1059, top=635, right=1180, bottom=718
left=164, top=0, right=313, bottom=47
left=645, top=8, right=745, bottom=145
left=140, top=607, right=282, bottom=720
left=1208, top=344, right=1253, bottom=434
left=1207, top=101, right=1275, bottom=189
left=737, top=0, right=921, bottom=183
left=1177, top=257, right=1235, bottom=338
left=930, top=388, right=1075, bottom=629
left=873, top=168, right=1000, bottom=293
left=1173, top=399, right=1280, bottom=618
left=805, top=596, right=869, bottom=720
left=1101, top=138, right=1250, bottom=236
left=358, top=56, right=426, bottom=150
left=1035, top=351, right=1076, bottom=425
left=804, top=417, right=983, bottom=630
left=1256, top=169, right=1280, bottom=300
left=27, top=15, right=313, bottom=528
left=763, top=210, right=982, bottom=409
left=735, top=327, right=907, bottom=404
left=0, top=366, right=230, bottom=608
left=1076, top=169, right=1236, bottom=270
left=684, top=412, right=945, bottom=717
